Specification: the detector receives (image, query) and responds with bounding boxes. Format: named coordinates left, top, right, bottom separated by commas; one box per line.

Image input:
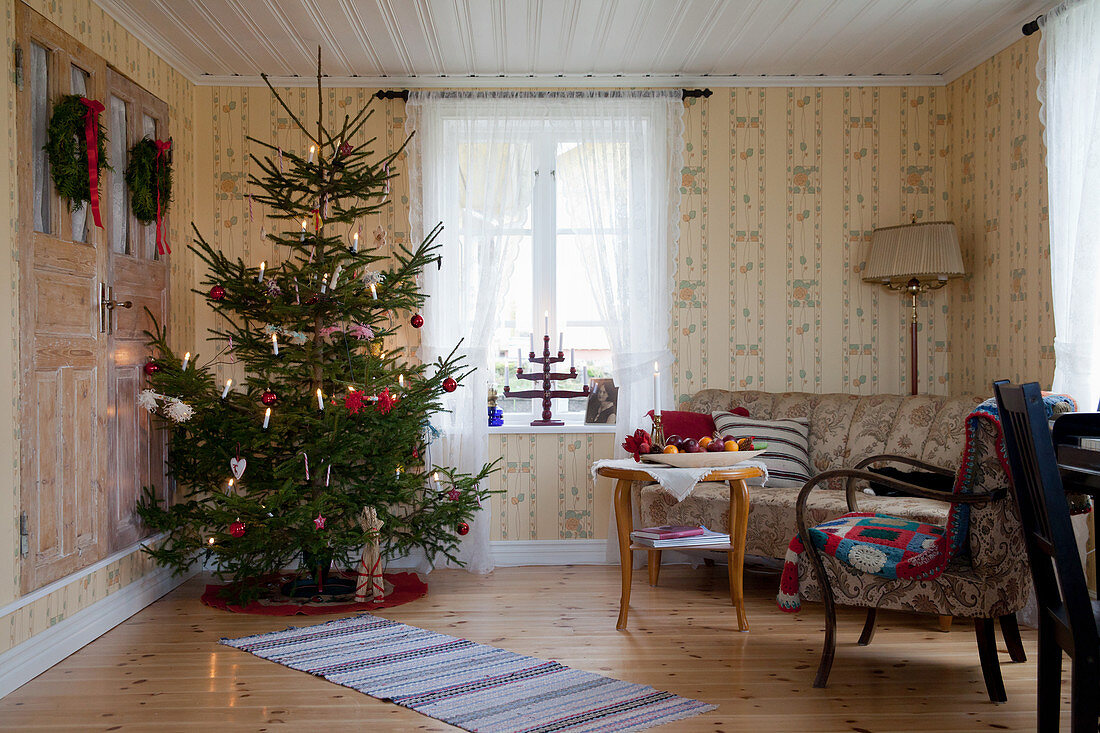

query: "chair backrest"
left=993, top=380, right=1099, bottom=655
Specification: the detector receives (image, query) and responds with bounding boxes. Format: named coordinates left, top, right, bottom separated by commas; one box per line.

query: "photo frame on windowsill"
left=585, top=378, right=618, bottom=424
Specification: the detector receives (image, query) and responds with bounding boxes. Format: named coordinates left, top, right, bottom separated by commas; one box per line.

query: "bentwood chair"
left=994, top=380, right=1100, bottom=732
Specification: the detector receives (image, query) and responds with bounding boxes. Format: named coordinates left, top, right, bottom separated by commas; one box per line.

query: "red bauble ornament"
left=410, top=314, right=424, bottom=329
left=143, top=361, right=160, bottom=376
left=442, top=377, right=458, bottom=393
left=261, top=390, right=278, bottom=407
left=457, top=521, right=470, bottom=536
left=229, top=521, right=246, bottom=538
left=208, top=285, right=226, bottom=301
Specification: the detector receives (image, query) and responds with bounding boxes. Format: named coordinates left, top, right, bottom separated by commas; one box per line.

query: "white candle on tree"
left=308, top=144, right=316, bottom=163
left=222, top=378, right=232, bottom=399
left=272, top=333, right=279, bottom=356
left=370, top=283, right=378, bottom=300
left=257, top=260, right=266, bottom=282
left=181, top=352, right=190, bottom=371
left=352, top=231, right=359, bottom=253
left=316, top=388, right=325, bottom=411
left=262, top=407, right=271, bottom=429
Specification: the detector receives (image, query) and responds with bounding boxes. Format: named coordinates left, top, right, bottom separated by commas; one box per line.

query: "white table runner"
left=591, top=458, right=769, bottom=502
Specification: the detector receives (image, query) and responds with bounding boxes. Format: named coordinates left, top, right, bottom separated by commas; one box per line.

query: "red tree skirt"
left=201, top=571, right=427, bottom=615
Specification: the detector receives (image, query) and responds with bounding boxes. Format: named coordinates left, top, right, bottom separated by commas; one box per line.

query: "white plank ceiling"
left=93, top=0, right=1054, bottom=86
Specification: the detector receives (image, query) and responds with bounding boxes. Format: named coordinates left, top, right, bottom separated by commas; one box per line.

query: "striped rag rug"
left=221, top=614, right=715, bottom=732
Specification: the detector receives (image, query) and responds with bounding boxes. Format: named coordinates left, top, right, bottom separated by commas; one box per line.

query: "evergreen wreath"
left=45, top=94, right=109, bottom=209
left=125, top=137, right=172, bottom=224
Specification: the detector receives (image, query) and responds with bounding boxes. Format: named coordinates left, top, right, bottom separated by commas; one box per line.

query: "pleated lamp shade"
left=863, top=221, right=965, bottom=284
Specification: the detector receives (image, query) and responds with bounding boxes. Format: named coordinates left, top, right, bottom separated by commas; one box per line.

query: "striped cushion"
left=712, top=412, right=811, bottom=488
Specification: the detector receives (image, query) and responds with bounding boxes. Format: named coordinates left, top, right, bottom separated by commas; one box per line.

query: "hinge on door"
left=19, top=511, right=29, bottom=558
left=13, top=45, right=23, bottom=91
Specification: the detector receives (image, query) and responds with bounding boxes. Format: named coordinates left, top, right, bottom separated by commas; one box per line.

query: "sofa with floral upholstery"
left=637, top=390, right=985, bottom=563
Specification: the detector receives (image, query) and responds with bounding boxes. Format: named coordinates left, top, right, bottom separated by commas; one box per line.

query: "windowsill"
left=488, top=422, right=618, bottom=435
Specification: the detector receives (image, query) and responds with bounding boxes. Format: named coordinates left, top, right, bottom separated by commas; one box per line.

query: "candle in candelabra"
left=352, top=231, right=359, bottom=252
left=308, top=145, right=316, bottom=163
left=570, top=348, right=574, bottom=369
left=316, top=388, right=325, bottom=411
left=181, top=352, right=190, bottom=371
left=529, top=334, right=534, bottom=354
left=516, top=348, right=522, bottom=369
left=271, top=333, right=279, bottom=356
left=505, top=362, right=509, bottom=388
left=582, top=366, right=588, bottom=388
left=262, top=407, right=271, bottom=429
left=653, top=361, right=660, bottom=412
left=369, top=282, right=377, bottom=300
left=544, top=311, right=549, bottom=335
left=558, top=333, right=563, bottom=353
left=257, top=260, right=265, bottom=282
left=222, top=379, right=232, bottom=399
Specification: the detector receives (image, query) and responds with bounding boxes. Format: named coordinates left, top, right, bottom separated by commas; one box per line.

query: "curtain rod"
left=1022, top=14, right=1043, bottom=35
left=372, top=89, right=712, bottom=102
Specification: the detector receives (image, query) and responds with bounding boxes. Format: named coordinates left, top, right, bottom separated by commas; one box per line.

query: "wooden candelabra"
left=503, top=335, right=589, bottom=426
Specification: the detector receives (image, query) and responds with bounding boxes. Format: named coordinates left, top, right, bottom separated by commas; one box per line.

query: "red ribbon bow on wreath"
left=154, top=139, right=172, bottom=255
left=78, top=97, right=105, bottom=229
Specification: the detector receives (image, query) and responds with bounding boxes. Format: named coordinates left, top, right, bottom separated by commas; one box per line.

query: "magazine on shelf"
left=630, top=527, right=730, bottom=547
left=631, top=525, right=706, bottom=540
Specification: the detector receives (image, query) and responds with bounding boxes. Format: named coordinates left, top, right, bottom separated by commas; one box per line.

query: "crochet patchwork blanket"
left=776, top=393, right=1077, bottom=613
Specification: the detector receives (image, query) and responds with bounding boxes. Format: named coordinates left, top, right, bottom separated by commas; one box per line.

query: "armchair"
left=779, top=403, right=1036, bottom=703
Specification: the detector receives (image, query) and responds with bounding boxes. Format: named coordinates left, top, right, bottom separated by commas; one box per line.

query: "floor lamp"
left=863, top=221, right=965, bottom=395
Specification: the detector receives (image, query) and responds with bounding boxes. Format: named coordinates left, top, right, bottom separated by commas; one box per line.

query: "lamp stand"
left=886, top=277, right=947, bottom=396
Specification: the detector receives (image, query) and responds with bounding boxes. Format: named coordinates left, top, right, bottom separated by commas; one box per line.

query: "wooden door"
left=16, top=5, right=109, bottom=591
left=103, top=69, right=170, bottom=551
left=17, top=4, right=172, bottom=590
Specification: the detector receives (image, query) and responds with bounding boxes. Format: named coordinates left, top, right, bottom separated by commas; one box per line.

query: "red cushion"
left=660, top=407, right=748, bottom=441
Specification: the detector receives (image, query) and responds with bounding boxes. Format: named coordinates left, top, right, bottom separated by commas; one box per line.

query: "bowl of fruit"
left=640, top=434, right=767, bottom=467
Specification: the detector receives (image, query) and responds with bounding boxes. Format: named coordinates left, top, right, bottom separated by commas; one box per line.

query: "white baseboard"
left=0, top=565, right=192, bottom=699
left=490, top=539, right=611, bottom=566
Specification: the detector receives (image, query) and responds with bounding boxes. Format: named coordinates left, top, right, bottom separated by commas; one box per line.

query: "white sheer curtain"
left=407, top=91, right=683, bottom=570
left=1039, top=0, right=1100, bottom=410
left=406, top=92, right=534, bottom=573
left=554, top=91, right=683, bottom=565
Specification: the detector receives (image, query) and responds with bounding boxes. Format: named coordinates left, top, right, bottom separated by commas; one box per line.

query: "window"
left=474, top=129, right=616, bottom=422
left=409, top=90, right=680, bottom=437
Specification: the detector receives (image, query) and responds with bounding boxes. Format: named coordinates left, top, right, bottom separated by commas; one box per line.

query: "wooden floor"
left=0, top=564, right=1070, bottom=731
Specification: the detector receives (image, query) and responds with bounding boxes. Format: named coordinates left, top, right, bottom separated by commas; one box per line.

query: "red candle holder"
left=503, top=334, right=589, bottom=426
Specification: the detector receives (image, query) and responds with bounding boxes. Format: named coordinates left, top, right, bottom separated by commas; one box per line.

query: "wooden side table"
left=596, top=464, right=765, bottom=632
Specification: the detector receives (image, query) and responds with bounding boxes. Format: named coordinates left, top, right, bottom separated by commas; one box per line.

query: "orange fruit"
left=699, top=436, right=712, bottom=448
left=662, top=445, right=679, bottom=454
left=723, top=439, right=739, bottom=452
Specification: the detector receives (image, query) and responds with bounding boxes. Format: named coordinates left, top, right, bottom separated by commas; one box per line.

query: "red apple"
left=706, top=440, right=726, bottom=452
left=665, top=434, right=683, bottom=449
left=681, top=438, right=700, bottom=453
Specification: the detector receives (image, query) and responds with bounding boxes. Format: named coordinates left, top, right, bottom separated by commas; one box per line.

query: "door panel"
left=105, top=68, right=170, bottom=552
left=17, top=3, right=108, bottom=592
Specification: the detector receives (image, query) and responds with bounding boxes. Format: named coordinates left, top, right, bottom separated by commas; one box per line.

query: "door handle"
left=100, top=284, right=133, bottom=334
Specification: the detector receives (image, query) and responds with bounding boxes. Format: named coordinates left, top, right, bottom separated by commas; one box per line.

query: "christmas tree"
left=137, top=55, right=497, bottom=602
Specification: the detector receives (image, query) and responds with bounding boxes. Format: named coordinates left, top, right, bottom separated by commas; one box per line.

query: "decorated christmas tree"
left=137, top=56, right=496, bottom=603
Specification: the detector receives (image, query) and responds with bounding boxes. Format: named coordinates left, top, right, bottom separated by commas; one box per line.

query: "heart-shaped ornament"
left=230, top=457, right=247, bottom=480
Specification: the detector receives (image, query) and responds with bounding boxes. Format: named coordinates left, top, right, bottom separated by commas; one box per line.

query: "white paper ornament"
left=230, top=457, right=247, bottom=480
